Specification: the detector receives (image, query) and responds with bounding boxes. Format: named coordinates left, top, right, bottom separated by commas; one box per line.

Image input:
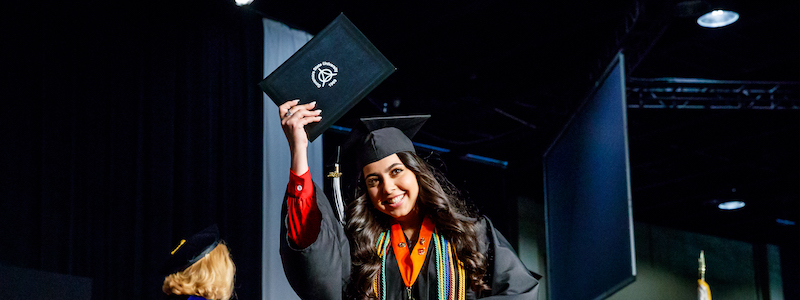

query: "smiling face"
left=362, top=153, right=420, bottom=222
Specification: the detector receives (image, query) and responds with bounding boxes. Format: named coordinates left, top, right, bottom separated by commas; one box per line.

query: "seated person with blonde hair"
left=162, top=224, right=235, bottom=300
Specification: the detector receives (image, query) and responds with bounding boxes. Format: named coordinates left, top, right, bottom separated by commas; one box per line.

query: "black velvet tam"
left=162, top=224, right=220, bottom=275
left=356, top=115, right=429, bottom=170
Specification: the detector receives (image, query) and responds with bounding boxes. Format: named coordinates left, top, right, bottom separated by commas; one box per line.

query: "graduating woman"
left=278, top=100, right=539, bottom=300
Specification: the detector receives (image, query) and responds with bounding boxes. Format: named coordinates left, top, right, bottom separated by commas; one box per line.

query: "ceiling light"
left=235, top=0, right=254, bottom=6
left=697, top=9, right=739, bottom=28
left=717, top=200, right=745, bottom=210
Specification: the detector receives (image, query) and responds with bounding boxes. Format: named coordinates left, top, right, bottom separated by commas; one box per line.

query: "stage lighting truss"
left=626, top=77, right=800, bottom=110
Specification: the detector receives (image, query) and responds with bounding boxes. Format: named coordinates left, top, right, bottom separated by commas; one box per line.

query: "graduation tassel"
left=327, top=146, right=346, bottom=225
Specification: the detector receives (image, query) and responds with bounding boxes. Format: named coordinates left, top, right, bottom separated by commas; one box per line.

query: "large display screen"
left=543, top=53, right=636, bottom=300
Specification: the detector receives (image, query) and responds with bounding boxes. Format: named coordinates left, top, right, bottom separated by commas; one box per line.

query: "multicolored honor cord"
left=373, top=226, right=466, bottom=300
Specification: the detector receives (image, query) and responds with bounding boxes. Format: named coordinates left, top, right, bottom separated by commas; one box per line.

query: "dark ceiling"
left=250, top=0, right=800, bottom=247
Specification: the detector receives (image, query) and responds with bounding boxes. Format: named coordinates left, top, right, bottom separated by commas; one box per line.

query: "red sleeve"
left=286, top=169, right=322, bottom=248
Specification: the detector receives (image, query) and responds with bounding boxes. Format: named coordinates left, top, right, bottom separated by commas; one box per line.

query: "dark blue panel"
left=544, top=53, right=635, bottom=300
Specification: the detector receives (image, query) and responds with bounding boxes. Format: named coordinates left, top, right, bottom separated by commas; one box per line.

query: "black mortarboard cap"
left=356, top=115, right=430, bottom=171
left=259, top=13, right=396, bottom=142
left=162, top=224, right=220, bottom=275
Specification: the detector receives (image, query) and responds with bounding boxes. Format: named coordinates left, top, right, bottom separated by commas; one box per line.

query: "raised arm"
left=278, top=100, right=351, bottom=299
left=279, top=99, right=323, bottom=248
left=279, top=99, right=321, bottom=174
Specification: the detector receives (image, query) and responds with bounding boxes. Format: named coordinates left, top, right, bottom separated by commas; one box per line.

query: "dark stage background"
left=2, top=1, right=265, bottom=299
left=7, top=1, right=796, bottom=299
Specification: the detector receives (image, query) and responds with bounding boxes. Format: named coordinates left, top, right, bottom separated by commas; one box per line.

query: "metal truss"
left=627, top=77, right=800, bottom=110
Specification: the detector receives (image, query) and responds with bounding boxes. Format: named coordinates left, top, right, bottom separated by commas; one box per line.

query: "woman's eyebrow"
left=365, top=163, right=404, bottom=179
left=384, top=163, right=403, bottom=172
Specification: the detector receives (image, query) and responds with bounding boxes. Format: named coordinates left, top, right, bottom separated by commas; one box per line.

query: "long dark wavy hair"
left=345, top=151, right=489, bottom=298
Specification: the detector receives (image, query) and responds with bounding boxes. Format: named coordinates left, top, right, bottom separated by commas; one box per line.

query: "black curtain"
left=1, top=1, right=264, bottom=299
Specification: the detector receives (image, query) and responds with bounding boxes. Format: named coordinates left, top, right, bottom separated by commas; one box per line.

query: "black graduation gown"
left=279, top=183, right=540, bottom=300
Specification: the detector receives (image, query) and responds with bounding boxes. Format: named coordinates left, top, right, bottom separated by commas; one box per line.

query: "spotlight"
left=717, top=200, right=745, bottom=210
left=235, top=0, right=254, bottom=6
left=697, top=9, right=739, bottom=28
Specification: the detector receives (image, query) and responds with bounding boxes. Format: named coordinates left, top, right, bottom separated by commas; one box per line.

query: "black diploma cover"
left=259, top=13, right=396, bottom=142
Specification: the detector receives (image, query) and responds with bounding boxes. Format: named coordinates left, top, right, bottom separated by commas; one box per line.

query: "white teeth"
left=388, top=194, right=403, bottom=204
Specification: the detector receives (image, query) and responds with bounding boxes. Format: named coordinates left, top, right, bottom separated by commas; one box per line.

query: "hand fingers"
left=287, top=101, right=317, bottom=117
left=282, top=107, right=321, bottom=126
left=283, top=101, right=318, bottom=119
left=283, top=110, right=322, bottom=126
left=298, top=109, right=322, bottom=120
left=296, top=114, right=323, bottom=127
left=279, top=99, right=300, bottom=112
left=279, top=99, right=301, bottom=117
left=300, top=101, right=317, bottom=110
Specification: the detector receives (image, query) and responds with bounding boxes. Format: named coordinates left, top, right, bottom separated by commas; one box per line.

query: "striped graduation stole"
left=373, top=229, right=466, bottom=300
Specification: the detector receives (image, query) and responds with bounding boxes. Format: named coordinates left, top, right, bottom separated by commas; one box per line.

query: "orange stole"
left=390, top=217, right=435, bottom=288
left=372, top=217, right=466, bottom=300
